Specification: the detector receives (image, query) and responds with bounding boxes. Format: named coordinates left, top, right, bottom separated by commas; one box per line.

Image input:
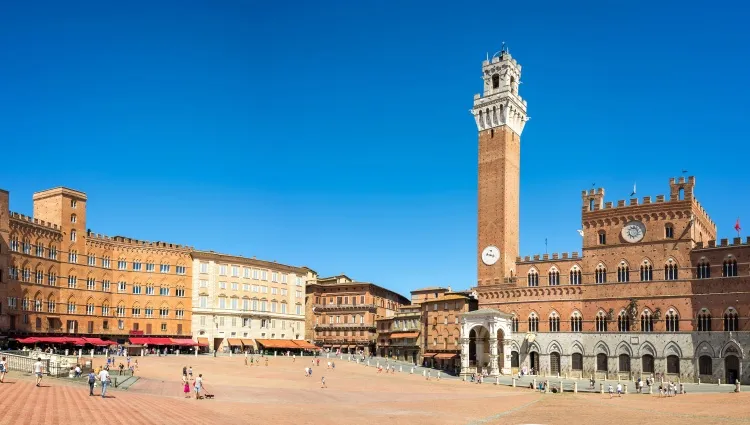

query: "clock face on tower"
left=621, top=221, right=646, bottom=243
left=481, top=246, right=500, bottom=265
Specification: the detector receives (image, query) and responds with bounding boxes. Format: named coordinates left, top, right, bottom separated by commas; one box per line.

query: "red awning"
left=16, top=337, right=38, bottom=344
left=71, top=338, right=88, bottom=346
left=148, top=337, right=174, bottom=345
left=129, top=337, right=150, bottom=345
left=170, top=339, right=197, bottom=347
left=82, top=337, right=109, bottom=346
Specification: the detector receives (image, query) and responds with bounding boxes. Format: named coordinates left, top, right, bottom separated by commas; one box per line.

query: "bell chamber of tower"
left=475, top=49, right=528, bottom=287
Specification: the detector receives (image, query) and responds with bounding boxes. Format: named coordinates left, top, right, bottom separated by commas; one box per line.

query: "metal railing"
left=1, top=351, right=92, bottom=377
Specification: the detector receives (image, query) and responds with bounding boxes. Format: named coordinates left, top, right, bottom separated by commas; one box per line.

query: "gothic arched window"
left=595, top=264, right=607, bottom=284
left=641, top=310, right=654, bottom=332
left=724, top=308, right=739, bottom=331
left=665, top=309, right=679, bottom=332
left=640, top=260, right=653, bottom=281
left=548, top=268, right=560, bottom=286
left=697, top=309, right=711, bottom=331
left=595, top=311, right=607, bottom=332
left=696, top=259, right=710, bottom=279
left=723, top=258, right=738, bottom=277
left=617, top=262, right=630, bottom=283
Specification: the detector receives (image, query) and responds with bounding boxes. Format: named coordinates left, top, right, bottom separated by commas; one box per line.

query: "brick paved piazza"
left=0, top=355, right=749, bottom=425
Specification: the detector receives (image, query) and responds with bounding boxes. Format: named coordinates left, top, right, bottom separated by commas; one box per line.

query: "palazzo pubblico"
left=460, top=48, right=750, bottom=385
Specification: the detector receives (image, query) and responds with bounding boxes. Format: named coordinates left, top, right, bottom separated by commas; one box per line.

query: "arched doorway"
left=726, top=355, right=740, bottom=384
left=529, top=351, right=539, bottom=373
left=619, top=354, right=631, bottom=373
left=511, top=351, right=519, bottom=368
left=642, top=354, right=654, bottom=374
left=550, top=352, right=561, bottom=376
left=596, top=353, right=608, bottom=376
left=468, top=326, right=490, bottom=372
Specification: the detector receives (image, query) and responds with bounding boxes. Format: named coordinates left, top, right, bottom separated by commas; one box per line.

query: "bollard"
left=496, top=376, right=499, bottom=385
left=559, top=381, right=563, bottom=393
left=545, top=380, right=550, bottom=393
left=512, top=377, right=516, bottom=387
left=533, top=378, right=537, bottom=389
left=736, top=381, right=741, bottom=393
left=565, top=372, right=568, bottom=379
left=624, top=383, right=628, bottom=394
left=697, top=377, right=701, bottom=385
left=367, top=360, right=370, bottom=366
left=680, top=383, right=685, bottom=394
left=422, top=369, right=426, bottom=377
left=410, top=367, right=414, bottom=374
left=65, top=349, right=69, bottom=356
left=574, top=382, right=578, bottom=393
left=400, top=365, right=402, bottom=372
left=176, top=351, right=179, bottom=357
left=649, top=384, right=653, bottom=394
left=195, top=348, right=198, bottom=357
left=600, top=383, right=604, bottom=394
left=718, top=378, right=722, bottom=385
left=437, top=371, right=441, bottom=381
left=230, top=351, right=233, bottom=357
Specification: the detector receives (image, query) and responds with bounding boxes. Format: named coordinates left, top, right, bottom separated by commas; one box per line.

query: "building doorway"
left=726, top=355, right=740, bottom=384
left=529, top=351, right=539, bottom=373
left=550, top=352, right=561, bottom=376
left=642, top=354, right=654, bottom=374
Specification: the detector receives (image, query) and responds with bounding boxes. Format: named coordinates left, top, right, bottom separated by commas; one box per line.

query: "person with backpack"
left=87, top=370, right=97, bottom=396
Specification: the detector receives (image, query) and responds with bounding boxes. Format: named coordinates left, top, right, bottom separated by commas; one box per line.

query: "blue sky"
left=1, top=1, right=748, bottom=298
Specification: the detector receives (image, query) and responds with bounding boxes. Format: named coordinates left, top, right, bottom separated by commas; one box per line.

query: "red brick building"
left=469, top=48, right=750, bottom=384
left=306, top=274, right=408, bottom=354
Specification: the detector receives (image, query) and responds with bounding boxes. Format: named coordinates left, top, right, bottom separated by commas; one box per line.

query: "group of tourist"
left=182, top=365, right=204, bottom=399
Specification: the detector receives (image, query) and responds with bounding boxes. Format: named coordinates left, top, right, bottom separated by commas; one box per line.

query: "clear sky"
left=1, top=1, right=748, bottom=298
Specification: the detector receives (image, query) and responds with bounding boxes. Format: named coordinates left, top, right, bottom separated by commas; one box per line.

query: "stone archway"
left=459, top=308, right=514, bottom=377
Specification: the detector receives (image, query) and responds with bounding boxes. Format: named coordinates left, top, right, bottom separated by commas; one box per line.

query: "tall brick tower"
left=473, top=48, right=528, bottom=286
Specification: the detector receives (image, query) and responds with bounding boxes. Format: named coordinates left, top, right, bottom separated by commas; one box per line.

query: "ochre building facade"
left=0, top=187, right=192, bottom=341
left=469, top=49, right=750, bottom=384
left=306, top=274, right=409, bottom=355
left=191, top=250, right=316, bottom=353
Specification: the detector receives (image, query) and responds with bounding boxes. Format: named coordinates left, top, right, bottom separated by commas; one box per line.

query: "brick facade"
left=0, top=187, right=193, bottom=341
left=306, top=275, right=408, bottom=354
left=472, top=50, right=750, bottom=384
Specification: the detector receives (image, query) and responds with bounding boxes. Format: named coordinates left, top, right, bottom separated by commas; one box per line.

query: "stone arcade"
left=459, top=309, right=513, bottom=377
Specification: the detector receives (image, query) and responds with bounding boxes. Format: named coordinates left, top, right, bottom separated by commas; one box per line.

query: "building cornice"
left=191, top=250, right=312, bottom=275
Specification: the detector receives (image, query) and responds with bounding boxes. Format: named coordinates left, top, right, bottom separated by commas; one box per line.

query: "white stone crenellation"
left=471, top=51, right=528, bottom=136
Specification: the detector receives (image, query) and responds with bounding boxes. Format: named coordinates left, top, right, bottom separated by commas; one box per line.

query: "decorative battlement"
left=694, top=237, right=750, bottom=250
left=580, top=177, right=716, bottom=230
left=86, top=230, right=192, bottom=251
left=517, top=252, right=580, bottom=264
left=9, top=211, right=61, bottom=231
left=473, top=48, right=528, bottom=136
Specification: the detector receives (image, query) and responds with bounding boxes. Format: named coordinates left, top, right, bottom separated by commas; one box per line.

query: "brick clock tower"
left=473, top=48, right=528, bottom=286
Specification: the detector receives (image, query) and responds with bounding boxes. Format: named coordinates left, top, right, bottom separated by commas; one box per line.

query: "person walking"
left=188, top=366, right=193, bottom=380
left=320, top=376, right=327, bottom=389
left=33, top=357, right=44, bottom=387
left=194, top=374, right=203, bottom=399
left=98, top=366, right=111, bottom=398
left=87, top=370, right=97, bottom=396
left=0, top=356, right=7, bottom=383
left=182, top=374, right=191, bottom=398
